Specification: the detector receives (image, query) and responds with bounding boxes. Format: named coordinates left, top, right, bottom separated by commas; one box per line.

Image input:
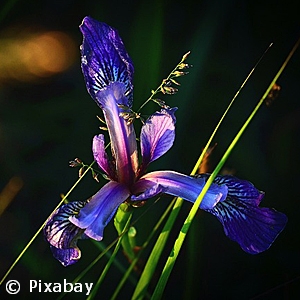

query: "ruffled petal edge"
left=44, top=200, right=88, bottom=266
left=140, top=108, right=177, bottom=171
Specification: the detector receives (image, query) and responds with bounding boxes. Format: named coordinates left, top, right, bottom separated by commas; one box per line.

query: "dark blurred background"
left=0, top=0, right=299, bottom=299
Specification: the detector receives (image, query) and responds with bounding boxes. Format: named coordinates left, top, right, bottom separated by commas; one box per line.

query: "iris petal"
left=49, top=246, right=81, bottom=267
left=95, top=82, right=138, bottom=184
left=80, top=16, right=134, bottom=106
left=131, top=182, right=166, bottom=201
left=198, top=174, right=287, bottom=253
left=207, top=196, right=288, bottom=254
left=44, top=200, right=87, bottom=266
left=199, top=174, right=264, bottom=205
left=133, top=170, right=228, bottom=209
left=140, top=108, right=177, bottom=170
left=70, top=181, right=130, bottom=240
left=92, top=134, right=115, bottom=179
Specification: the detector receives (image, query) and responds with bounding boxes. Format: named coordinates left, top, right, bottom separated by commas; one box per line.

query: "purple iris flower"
left=44, top=16, right=287, bottom=266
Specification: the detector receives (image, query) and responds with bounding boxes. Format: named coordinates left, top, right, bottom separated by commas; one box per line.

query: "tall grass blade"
left=111, top=198, right=175, bottom=300
left=0, top=161, right=95, bottom=286
left=132, top=43, right=272, bottom=300
left=86, top=216, right=132, bottom=300
left=151, top=38, right=300, bottom=299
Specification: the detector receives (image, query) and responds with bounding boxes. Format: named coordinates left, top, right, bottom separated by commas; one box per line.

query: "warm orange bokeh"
left=0, top=30, right=77, bottom=83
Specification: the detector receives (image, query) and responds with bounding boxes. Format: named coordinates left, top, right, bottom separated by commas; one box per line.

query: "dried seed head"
left=69, top=158, right=83, bottom=167
left=182, top=51, right=191, bottom=61
left=153, top=98, right=170, bottom=109
left=172, top=70, right=188, bottom=77
left=96, top=115, right=106, bottom=124
left=92, top=170, right=99, bottom=182
left=131, top=200, right=146, bottom=208
left=170, top=78, right=181, bottom=86
left=120, top=112, right=131, bottom=120
left=178, top=62, right=192, bottom=70
left=79, top=166, right=85, bottom=177
left=266, top=83, right=281, bottom=106
left=163, top=86, right=178, bottom=94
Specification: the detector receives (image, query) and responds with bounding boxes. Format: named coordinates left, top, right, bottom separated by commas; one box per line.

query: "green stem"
left=111, top=197, right=175, bottom=300
left=86, top=215, right=132, bottom=300
left=114, top=203, right=135, bottom=261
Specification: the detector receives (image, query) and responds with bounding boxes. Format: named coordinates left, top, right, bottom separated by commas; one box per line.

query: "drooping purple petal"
left=92, top=134, right=115, bottom=180
left=49, top=246, right=81, bottom=267
left=44, top=200, right=88, bottom=266
left=207, top=196, right=288, bottom=254
left=70, top=181, right=130, bottom=240
left=96, top=82, right=138, bottom=184
left=198, top=173, right=287, bottom=253
left=80, top=16, right=134, bottom=106
left=198, top=173, right=264, bottom=205
left=140, top=108, right=177, bottom=170
left=132, top=170, right=228, bottom=209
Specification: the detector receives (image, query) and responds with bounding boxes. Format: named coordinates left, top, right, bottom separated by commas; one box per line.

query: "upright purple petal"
left=198, top=174, right=287, bottom=253
left=140, top=108, right=177, bottom=170
left=96, top=82, right=138, bottom=184
left=44, top=200, right=88, bottom=266
left=70, top=181, right=130, bottom=241
left=132, top=170, right=228, bottom=209
left=93, top=134, right=116, bottom=180
left=80, top=16, right=134, bottom=106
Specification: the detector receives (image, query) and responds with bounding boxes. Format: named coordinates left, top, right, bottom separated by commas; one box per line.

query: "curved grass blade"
left=0, top=161, right=95, bottom=286
left=111, top=197, right=175, bottom=300
left=56, top=227, right=140, bottom=300
left=151, top=37, right=300, bottom=299
left=132, top=197, right=183, bottom=300
left=56, top=239, right=119, bottom=300
left=183, top=44, right=273, bottom=296
left=57, top=197, right=172, bottom=299
left=190, top=43, right=273, bottom=175
left=131, top=44, right=272, bottom=300
left=86, top=215, right=132, bottom=300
